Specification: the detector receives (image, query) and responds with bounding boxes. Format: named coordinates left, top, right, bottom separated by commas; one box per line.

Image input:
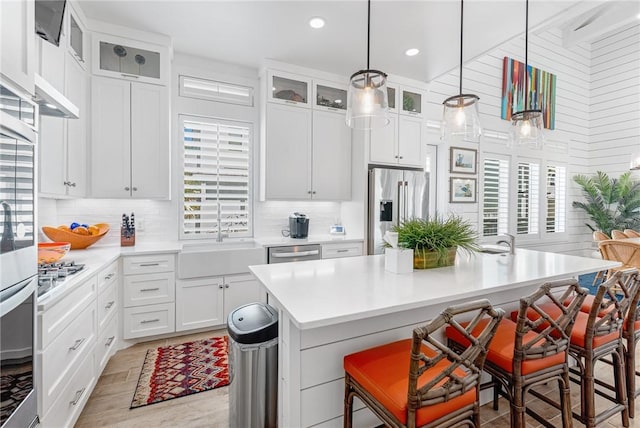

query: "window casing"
left=181, top=115, right=252, bottom=239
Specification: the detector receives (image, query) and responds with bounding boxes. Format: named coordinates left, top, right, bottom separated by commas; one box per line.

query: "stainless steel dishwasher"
left=267, top=244, right=322, bottom=264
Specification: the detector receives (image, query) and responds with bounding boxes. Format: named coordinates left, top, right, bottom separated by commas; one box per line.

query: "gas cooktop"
left=37, top=261, right=85, bottom=297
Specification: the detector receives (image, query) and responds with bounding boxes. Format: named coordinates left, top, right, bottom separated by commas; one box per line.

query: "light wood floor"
left=75, top=329, right=640, bottom=427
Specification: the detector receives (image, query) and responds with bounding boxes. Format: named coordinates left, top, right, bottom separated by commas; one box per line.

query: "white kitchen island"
left=249, top=249, right=620, bottom=428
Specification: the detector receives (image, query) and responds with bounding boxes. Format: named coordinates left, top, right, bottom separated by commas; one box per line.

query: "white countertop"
left=249, top=249, right=620, bottom=330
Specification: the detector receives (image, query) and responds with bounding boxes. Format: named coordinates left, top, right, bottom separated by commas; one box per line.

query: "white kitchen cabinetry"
left=0, top=0, right=35, bottom=93
left=321, top=242, right=364, bottom=259
left=122, top=254, right=176, bottom=339
left=91, top=76, right=170, bottom=199
left=262, top=71, right=351, bottom=201
left=67, top=7, right=87, bottom=69
left=176, top=273, right=264, bottom=332
left=40, top=53, right=88, bottom=197
left=369, top=82, right=425, bottom=168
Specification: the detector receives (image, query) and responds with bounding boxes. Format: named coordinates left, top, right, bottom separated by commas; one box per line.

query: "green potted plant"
left=391, top=214, right=480, bottom=269
left=572, top=171, right=640, bottom=235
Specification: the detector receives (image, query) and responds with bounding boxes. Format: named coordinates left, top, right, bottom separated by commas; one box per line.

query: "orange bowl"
left=38, top=242, right=71, bottom=264
left=41, top=223, right=110, bottom=249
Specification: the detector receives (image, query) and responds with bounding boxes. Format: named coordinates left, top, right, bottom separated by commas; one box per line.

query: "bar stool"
left=521, top=271, right=636, bottom=428
left=447, top=278, right=587, bottom=428
left=593, top=231, right=611, bottom=286
left=343, top=299, right=504, bottom=428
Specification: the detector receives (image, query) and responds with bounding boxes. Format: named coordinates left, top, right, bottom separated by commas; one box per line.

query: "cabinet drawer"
left=97, top=280, right=118, bottom=331
left=95, top=315, right=118, bottom=373
left=97, top=260, right=118, bottom=293
left=41, top=351, right=95, bottom=428
left=40, top=302, right=96, bottom=416
left=123, top=254, right=175, bottom=275
left=39, top=275, right=97, bottom=349
left=123, top=303, right=175, bottom=339
left=322, top=243, right=363, bottom=259
left=123, top=272, right=175, bottom=307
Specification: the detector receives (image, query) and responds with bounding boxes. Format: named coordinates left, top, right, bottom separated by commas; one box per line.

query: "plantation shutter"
left=517, top=161, right=540, bottom=235
left=182, top=117, right=251, bottom=238
left=482, top=158, right=509, bottom=237
left=546, top=165, right=566, bottom=233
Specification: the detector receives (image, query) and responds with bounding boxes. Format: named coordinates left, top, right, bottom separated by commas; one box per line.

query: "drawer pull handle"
left=139, top=263, right=160, bottom=267
left=141, top=318, right=160, bottom=324
left=336, top=249, right=349, bottom=253
left=140, top=287, right=160, bottom=292
left=105, top=336, right=115, bottom=347
left=121, top=73, right=139, bottom=79
left=104, top=273, right=115, bottom=280
left=105, top=301, right=115, bottom=309
left=69, top=338, right=85, bottom=351
left=70, top=387, right=86, bottom=406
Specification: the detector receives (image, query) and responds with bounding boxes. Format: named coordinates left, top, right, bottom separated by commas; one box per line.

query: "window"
left=482, top=158, right=509, bottom=237
left=546, top=165, right=566, bottom=233
left=181, top=116, right=252, bottom=239
left=517, top=161, right=540, bottom=235
left=179, top=75, right=254, bottom=106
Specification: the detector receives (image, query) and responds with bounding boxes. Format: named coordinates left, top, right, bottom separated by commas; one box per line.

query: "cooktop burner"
left=37, top=261, right=85, bottom=297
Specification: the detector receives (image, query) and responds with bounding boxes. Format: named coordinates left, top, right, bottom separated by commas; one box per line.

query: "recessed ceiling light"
left=405, top=48, right=420, bottom=57
left=309, top=17, right=325, bottom=29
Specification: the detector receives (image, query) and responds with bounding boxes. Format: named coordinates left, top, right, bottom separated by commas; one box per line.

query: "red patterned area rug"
left=130, top=336, right=229, bottom=409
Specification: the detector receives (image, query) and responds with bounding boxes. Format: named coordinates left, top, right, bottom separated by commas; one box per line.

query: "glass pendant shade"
left=508, top=109, right=545, bottom=149
left=346, top=69, right=390, bottom=130
left=441, top=94, right=482, bottom=142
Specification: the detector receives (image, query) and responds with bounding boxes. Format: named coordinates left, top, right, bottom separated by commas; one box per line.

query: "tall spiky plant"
left=572, top=171, right=640, bottom=235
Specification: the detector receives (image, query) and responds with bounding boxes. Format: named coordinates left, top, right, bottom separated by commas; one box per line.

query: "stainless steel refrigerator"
left=367, top=166, right=433, bottom=255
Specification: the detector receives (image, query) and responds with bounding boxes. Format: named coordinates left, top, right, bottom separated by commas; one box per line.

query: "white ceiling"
left=77, top=0, right=635, bottom=82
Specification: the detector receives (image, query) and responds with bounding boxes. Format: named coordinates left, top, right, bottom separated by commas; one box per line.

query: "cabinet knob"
left=394, top=155, right=399, bottom=159
left=399, top=156, right=403, bottom=159
left=125, top=187, right=130, bottom=191
left=132, top=187, right=138, bottom=191
left=312, top=191, right=316, bottom=194
left=225, top=284, right=230, bottom=289
left=63, top=181, right=76, bottom=187
left=307, top=191, right=312, bottom=194
left=219, top=284, right=224, bottom=289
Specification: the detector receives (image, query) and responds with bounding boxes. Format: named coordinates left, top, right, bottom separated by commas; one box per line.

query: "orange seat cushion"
left=344, top=338, right=475, bottom=426
left=445, top=318, right=564, bottom=376
left=511, top=304, right=620, bottom=348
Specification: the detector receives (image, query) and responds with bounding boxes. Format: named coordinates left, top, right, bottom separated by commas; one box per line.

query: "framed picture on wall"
left=450, top=147, right=477, bottom=174
left=450, top=177, right=477, bottom=203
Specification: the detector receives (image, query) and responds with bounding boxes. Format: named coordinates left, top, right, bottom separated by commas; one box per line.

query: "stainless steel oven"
left=0, top=80, right=38, bottom=428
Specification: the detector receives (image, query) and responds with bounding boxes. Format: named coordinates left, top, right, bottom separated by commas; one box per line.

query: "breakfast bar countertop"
left=249, top=248, right=620, bottom=330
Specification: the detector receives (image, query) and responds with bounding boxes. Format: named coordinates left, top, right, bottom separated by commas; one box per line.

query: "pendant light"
left=441, top=0, right=482, bottom=143
left=508, top=0, right=545, bottom=149
left=346, top=0, right=389, bottom=130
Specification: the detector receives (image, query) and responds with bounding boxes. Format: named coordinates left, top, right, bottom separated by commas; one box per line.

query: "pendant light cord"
left=367, top=0, right=371, bottom=69
left=458, top=0, right=464, bottom=95
left=524, top=0, right=529, bottom=109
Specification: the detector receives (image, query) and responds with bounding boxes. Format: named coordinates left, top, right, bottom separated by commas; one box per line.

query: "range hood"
left=34, top=73, right=79, bottom=119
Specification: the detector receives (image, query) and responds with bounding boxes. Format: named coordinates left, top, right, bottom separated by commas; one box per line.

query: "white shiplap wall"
left=589, top=23, right=640, bottom=177
left=426, top=28, right=593, bottom=255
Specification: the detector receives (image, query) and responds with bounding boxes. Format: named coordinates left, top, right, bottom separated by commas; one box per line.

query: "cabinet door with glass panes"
left=67, top=6, right=86, bottom=69
left=267, top=70, right=311, bottom=108
left=400, top=85, right=425, bottom=118
left=386, top=83, right=398, bottom=114
left=313, top=79, right=347, bottom=114
left=92, top=33, right=169, bottom=86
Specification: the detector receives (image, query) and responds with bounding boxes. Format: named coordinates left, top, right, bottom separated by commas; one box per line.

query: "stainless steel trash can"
left=227, top=302, right=278, bottom=428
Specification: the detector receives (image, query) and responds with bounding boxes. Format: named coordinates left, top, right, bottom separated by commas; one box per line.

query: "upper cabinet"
left=400, top=85, right=425, bottom=118
left=92, top=33, right=170, bottom=85
left=387, top=84, right=398, bottom=114
left=267, top=70, right=311, bottom=108
left=261, top=68, right=351, bottom=201
left=1, top=0, right=35, bottom=94
left=67, top=8, right=86, bottom=68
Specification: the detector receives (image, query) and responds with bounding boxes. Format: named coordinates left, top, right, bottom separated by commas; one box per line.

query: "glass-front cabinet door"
left=387, top=84, right=398, bottom=113
left=313, top=80, right=347, bottom=113
left=92, top=34, right=170, bottom=85
left=267, top=70, right=311, bottom=108
left=400, top=86, right=423, bottom=118
left=68, top=11, right=85, bottom=66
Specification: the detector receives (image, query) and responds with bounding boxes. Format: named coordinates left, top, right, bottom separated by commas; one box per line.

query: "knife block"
left=120, top=227, right=135, bottom=247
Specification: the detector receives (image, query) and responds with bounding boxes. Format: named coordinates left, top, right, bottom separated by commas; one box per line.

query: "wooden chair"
left=624, top=229, right=640, bottom=238
left=612, top=229, right=630, bottom=239
left=598, top=240, right=640, bottom=279
left=593, top=231, right=612, bottom=285
left=524, top=271, right=637, bottom=427
left=447, top=279, right=587, bottom=428
left=343, top=299, right=504, bottom=428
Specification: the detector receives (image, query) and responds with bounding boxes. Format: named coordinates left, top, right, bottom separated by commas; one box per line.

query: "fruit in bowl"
left=42, top=223, right=110, bottom=249
left=38, top=242, right=71, bottom=264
